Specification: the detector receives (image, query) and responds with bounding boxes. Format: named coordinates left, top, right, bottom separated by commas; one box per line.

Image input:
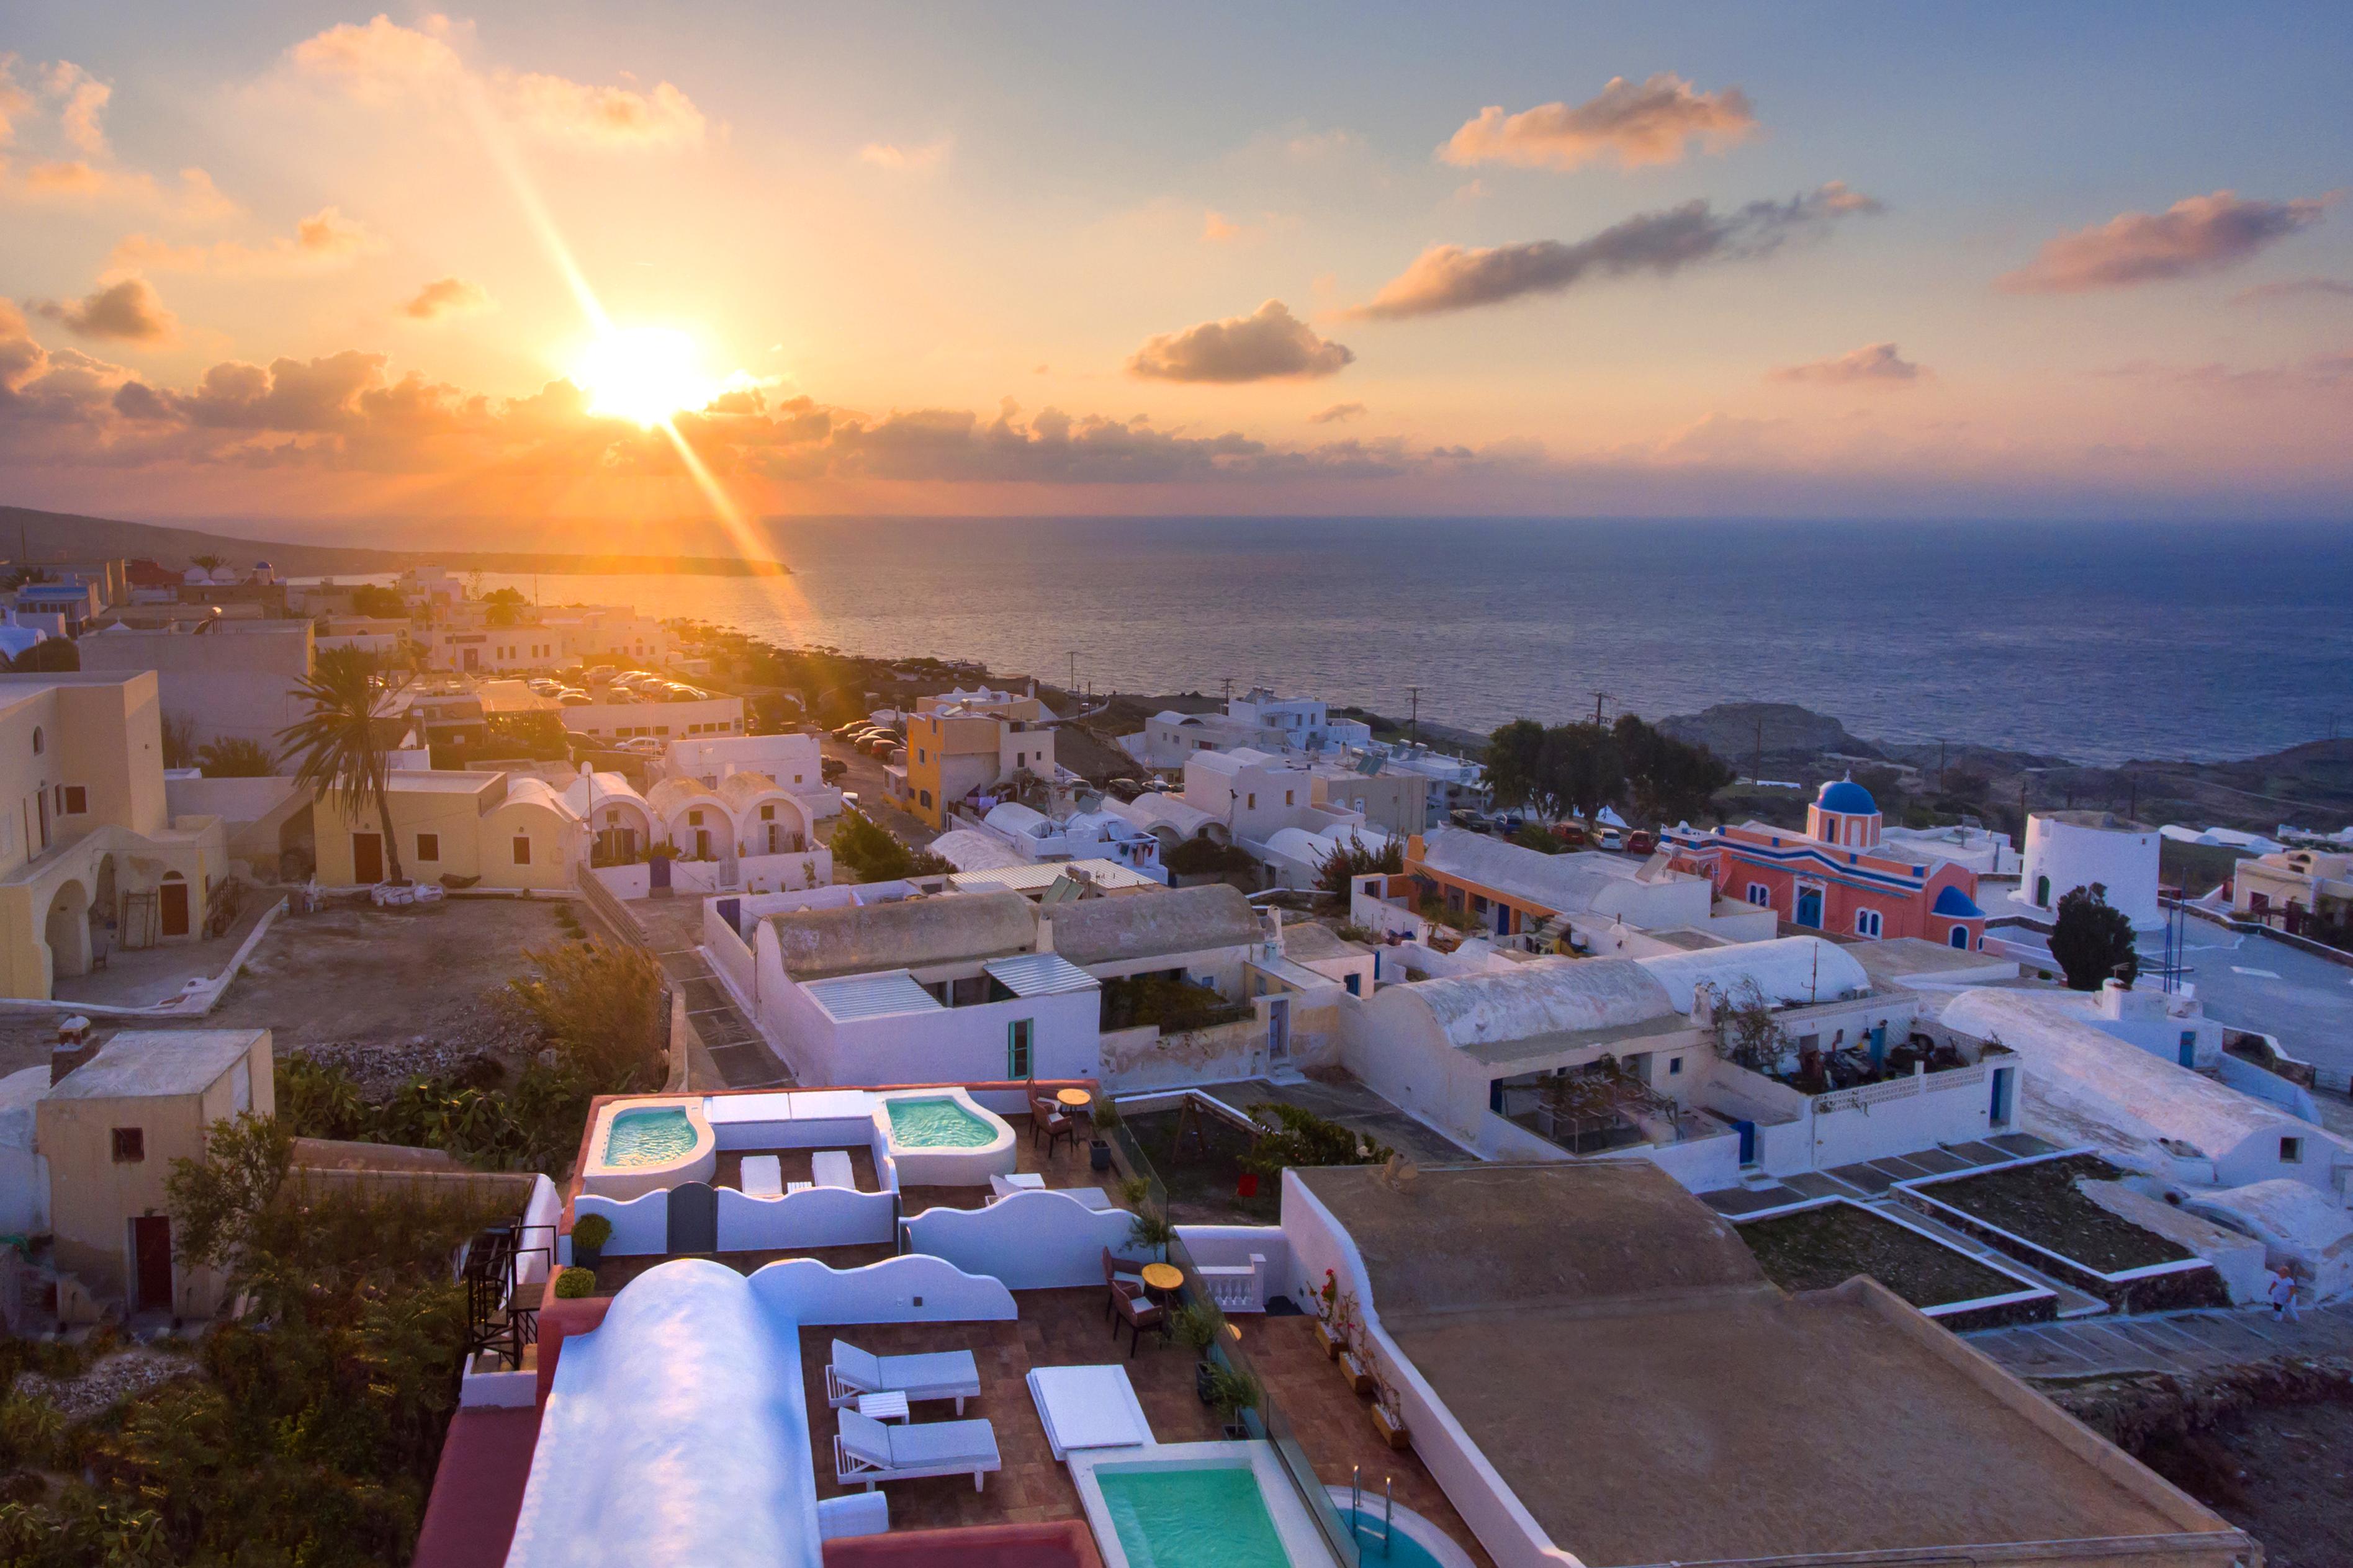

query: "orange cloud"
left=1308, top=402, right=1367, bottom=424
left=1128, top=302, right=1354, bottom=383
left=45, top=60, right=112, bottom=158
left=506, top=74, right=706, bottom=150
left=112, top=207, right=379, bottom=275
left=858, top=137, right=952, bottom=172
left=1202, top=209, right=1240, bottom=242
left=1441, top=75, right=1757, bottom=172
left=401, top=277, right=495, bottom=320
left=1768, top=342, right=1926, bottom=387
left=31, top=275, right=177, bottom=344
left=1999, top=191, right=2331, bottom=293
left=288, top=13, right=466, bottom=100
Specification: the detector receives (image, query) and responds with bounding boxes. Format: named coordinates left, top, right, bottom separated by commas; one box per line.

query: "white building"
left=660, top=732, right=840, bottom=818
left=977, top=802, right=1163, bottom=876
left=2015, top=810, right=2162, bottom=930
left=1876, top=820, right=2020, bottom=877
left=1181, top=748, right=1365, bottom=846
left=560, top=693, right=746, bottom=745
left=1120, top=686, right=1374, bottom=770
left=77, top=619, right=316, bottom=756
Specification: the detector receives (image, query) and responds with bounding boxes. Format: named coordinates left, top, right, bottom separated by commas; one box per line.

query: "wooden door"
left=666, top=1182, right=717, bottom=1254
left=352, top=833, right=384, bottom=885
left=159, top=879, right=191, bottom=938
left=132, top=1216, right=173, bottom=1312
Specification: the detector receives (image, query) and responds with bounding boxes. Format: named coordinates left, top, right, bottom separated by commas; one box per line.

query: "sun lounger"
left=826, top=1339, right=983, bottom=1413
left=834, top=1407, right=1001, bottom=1493
left=740, top=1155, right=783, bottom=1198
left=1025, top=1364, right=1153, bottom=1461
left=991, top=1173, right=1113, bottom=1209
left=812, top=1150, right=856, bottom=1190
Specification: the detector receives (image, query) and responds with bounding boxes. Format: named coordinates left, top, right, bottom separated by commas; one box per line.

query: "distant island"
left=0, top=505, right=790, bottom=579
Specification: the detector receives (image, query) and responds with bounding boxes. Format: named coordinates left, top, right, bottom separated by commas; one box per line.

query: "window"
left=760, top=805, right=775, bottom=821
left=30, top=727, right=42, bottom=755
left=415, top=833, right=439, bottom=862
left=111, top=1127, right=145, bottom=1163
left=1668, top=1056, right=1684, bottom=1077
left=1246, top=793, right=1256, bottom=810
left=919, top=789, right=932, bottom=809
left=1285, top=790, right=1295, bottom=807
left=2281, top=1136, right=2303, bottom=1164
left=1854, top=909, right=1883, bottom=938
left=1007, top=1018, right=1033, bottom=1078
left=513, top=835, right=532, bottom=866
left=687, top=809, right=703, bottom=826
left=1746, top=882, right=1771, bottom=907
left=58, top=785, right=86, bottom=815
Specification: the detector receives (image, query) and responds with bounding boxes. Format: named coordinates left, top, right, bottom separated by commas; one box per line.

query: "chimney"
left=52, top=1017, right=99, bottom=1086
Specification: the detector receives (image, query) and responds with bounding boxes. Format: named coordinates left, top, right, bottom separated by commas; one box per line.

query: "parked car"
left=1627, top=829, right=1655, bottom=854
left=820, top=757, right=848, bottom=782
left=1597, top=828, right=1624, bottom=851
left=617, top=737, right=665, bottom=756
left=1448, top=808, right=1492, bottom=833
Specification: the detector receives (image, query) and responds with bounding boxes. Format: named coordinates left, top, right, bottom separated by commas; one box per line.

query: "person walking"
left=2266, top=1267, right=2300, bottom=1324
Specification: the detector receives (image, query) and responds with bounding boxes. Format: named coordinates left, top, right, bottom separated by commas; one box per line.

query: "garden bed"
left=1911, top=1155, right=2193, bottom=1273
left=1738, top=1203, right=2040, bottom=1314
left=1122, top=1108, right=1280, bottom=1224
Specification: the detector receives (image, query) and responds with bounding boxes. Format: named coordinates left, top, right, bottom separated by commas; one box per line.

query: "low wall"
left=704, top=899, right=760, bottom=1005
left=719, top=1185, right=895, bottom=1251
left=1100, top=1015, right=1271, bottom=1092
left=749, top=1252, right=1018, bottom=1324
left=901, top=1189, right=1141, bottom=1289
left=574, top=1188, right=668, bottom=1257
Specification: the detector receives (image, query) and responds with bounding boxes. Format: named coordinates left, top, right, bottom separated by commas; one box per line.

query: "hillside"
left=0, top=506, right=788, bottom=578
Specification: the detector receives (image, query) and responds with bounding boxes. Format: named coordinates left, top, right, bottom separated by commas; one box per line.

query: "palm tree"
left=279, top=646, right=405, bottom=885
left=189, top=553, right=224, bottom=573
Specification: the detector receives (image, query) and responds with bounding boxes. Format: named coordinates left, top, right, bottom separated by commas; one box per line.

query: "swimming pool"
left=871, top=1088, right=1016, bottom=1185
left=1099, top=1465, right=1289, bottom=1568
left=1325, top=1489, right=1476, bottom=1568
left=605, top=1107, right=698, bottom=1167
left=884, top=1097, right=999, bottom=1149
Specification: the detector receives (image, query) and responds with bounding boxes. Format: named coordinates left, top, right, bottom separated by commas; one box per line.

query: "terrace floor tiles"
left=1780, top=1171, right=1863, bottom=1199
left=1986, top=1132, right=2061, bottom=1157
left=1940, top=1140, right=2012, bottom=1167
left=1899, top=1148, right=1972, bottom=1176
left=1825, top=1162, right=1900, bottom=1195
left=1866, top=1155, right=1938, bottom=1181
left=1701, top=1185, right=1809, bottom=1216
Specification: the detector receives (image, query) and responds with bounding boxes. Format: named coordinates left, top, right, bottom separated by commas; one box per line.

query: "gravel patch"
left=291, top=988, right=547, bottom=1097
left=14, top=1349, right=200, bottom=1423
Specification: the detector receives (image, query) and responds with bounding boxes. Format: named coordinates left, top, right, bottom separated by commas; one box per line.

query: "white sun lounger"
left=834, top=1407, right=1001, bottom=1493
left=1025, top=1364, right=1153, bottom=1462
left=826, top=1340, right=983, bottom=1414
left=740, top=1155, right=783, bottom=1198
left=990, top=1173, right=1114, bottom=1210
left=812, top=1150, right=857, bottom=1190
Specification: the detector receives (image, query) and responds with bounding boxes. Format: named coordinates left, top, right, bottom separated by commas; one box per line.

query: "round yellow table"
left=1139, top=1262, right=1184, bottom=1296
left=1055, top=1087, right=1094, bottom=1110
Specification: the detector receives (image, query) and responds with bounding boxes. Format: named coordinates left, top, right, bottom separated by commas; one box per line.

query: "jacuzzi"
left=582, top=1096, right=717, bottom=1199
left=871, top=1087, right=1016, bottom=1186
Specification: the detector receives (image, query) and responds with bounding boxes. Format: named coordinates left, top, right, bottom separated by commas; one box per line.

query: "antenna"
left=1406, top=686, right=1420, bottom=746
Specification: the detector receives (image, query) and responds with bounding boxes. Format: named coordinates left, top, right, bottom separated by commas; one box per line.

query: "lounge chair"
left=834, top=1408, right=1001, bottom=1493
left=1110, top=1280, right=1164, bottom=1357
left=812, top=1150, right=857, bottom=1189
left=826, top=1339, right=983, bottom=1414
left=740, top=1155, right=783, bottom=1198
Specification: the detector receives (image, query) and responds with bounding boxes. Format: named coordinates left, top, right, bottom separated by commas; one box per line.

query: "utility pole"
left=2128, top=773, right=2138, bottom=821
left=1937, top=739, right=1946, bottom=792
left=1407, top=686, right=1420, bottom=747
left=1066, top=650, right=1077, bottom=696
left=1220, top=676, right=1233, bottom=702
left=1753, top=719, right=1764, bottom=790
left=1591, top=691, right=1609, bottom=730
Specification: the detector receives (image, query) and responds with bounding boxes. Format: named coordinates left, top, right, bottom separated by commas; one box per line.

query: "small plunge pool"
left=884, top=1096, right=1000, bottom=1149
left=1097, top=1464, right=1290, bottom=1568
left=603, top=1106, right=697, bottom=1168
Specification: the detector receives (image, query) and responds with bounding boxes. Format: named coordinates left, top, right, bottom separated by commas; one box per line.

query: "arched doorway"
left=1794, top=885, right=1824, bottom=928
left=2035, top=874, right=2051, bottom=907
left=43, top=880, right=92, bottom=984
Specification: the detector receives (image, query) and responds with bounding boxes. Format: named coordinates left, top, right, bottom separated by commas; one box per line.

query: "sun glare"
left=574, top=326, right=717, bottom=426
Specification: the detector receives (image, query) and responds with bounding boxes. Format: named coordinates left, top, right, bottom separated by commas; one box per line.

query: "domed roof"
left=1815, top=775, right=1878, bottom=816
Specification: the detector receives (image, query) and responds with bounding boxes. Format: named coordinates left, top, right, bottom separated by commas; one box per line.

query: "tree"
left=830, top=805, right=948, bottom=882
left=161, top=714, right=200, bottom=769
left=2049, top=882, right=2138, bottom=991
left=349, top=583, right=407, bottom=619
left=279, top=645, right=405, bottom=885
left=1315, top=831, right=1403, bottom=897
left=1238, top=1103, right=1393, bottom=1175
left=1483, top=719, right=1554, bottom=817
left=1702, top=979, right=1791, bottom=1075
left=164, top=1111, right=292, bottom=1273
left=188, top=553, right=223, bottom=573
left=2, top=637, right=78, bottom=674
left=1612, top=714, right=1733, bottom=825
left=1540, top=722, right=1622, bottom=821
left=505, top=938, right=668, bottom=1090
left=196, top=737, right=274, bottom=777
left=481, top=586, right=529, bottom=627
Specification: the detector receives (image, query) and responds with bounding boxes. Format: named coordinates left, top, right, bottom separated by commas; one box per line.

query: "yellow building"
left=312, top=771, right=580, bottom=891
left=37, top=1028, right=274, bottom=1320
left=901, top=699, right=1059, bottom=830
left=0, top=673, right=228, bottom=1000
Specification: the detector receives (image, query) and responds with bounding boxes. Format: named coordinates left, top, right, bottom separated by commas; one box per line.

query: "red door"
left=132, top=1216, right=173, bottom=1313
left=351, top=833, right=384, bottom=885
left=159, top=879, right=191, bottom=938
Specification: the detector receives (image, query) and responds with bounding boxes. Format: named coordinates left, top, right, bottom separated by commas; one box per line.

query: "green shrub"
left=570, top=1212, right=613, bottom=1251
left=554, top=1267, right=597, bottom=1300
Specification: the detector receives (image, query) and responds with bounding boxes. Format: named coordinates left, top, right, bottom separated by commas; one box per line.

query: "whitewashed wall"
left=901, top=1190, right=1141, bottom=1289
left=718, top=1185, right=895, bottom=1251
left=574, top=1188, right=669, bottom=1257
left=749, top=1253, right=1018, bottom=1324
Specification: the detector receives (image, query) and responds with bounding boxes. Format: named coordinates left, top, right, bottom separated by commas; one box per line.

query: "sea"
left=433, top=517, right=2352, bottom=768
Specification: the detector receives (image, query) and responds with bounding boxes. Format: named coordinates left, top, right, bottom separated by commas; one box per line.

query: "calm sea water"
left=459, top=517, right=2353, bottom=766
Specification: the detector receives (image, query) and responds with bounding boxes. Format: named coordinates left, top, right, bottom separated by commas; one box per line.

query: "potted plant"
left=1207, top=1362, right=1262, bottom=1441
left=1090, top=1098, right=1119, bottom=1172
left=1171, top=1299, right=1226, bottom=1404
left=554, top=1266, right=597, bottom=1300
left=1370, top=1368, right=1409, bottom=1451
left=1128, top=1209, right=1174, bottom=1260
left=570, top=1212, right=612, bottom=1270
left=1312, top=1269, right=1343, bottom=1360
left=1332, top=1294, right=1372, bottom=1395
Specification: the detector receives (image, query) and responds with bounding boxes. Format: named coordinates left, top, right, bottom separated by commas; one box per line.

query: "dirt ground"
left=2142, top=1398, right=2353, bottom=1567
left=0, top=897, right=569, bottom=1077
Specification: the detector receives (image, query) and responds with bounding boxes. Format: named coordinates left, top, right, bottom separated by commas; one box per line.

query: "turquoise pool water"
left=1335, top=1505, right=1447, bottom=1568
left=603, top=1107, right=696, bottom=1168
left=885, top=1097, right=998, bottom=1149
left=1097, top=1466, right=1290, bottom=1568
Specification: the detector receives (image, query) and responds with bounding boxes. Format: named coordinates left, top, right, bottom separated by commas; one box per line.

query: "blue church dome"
left=1815, top=776, right=1878, bottom=815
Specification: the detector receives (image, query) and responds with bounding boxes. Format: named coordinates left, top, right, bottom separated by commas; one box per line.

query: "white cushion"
left=836, top=1408, right=893, bottom=1466
left=831, top=1340, right=882, bottom=1392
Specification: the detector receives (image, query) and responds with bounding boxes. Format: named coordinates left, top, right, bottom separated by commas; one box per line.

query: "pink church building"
left=1666, top=776, right=1987, bottom=950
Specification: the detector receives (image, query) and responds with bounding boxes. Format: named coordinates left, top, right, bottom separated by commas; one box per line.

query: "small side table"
left=1139, top=1262, right=1184, bottom=1302
left=857, top=1390, right=911, bottom=1424
left=1055, top=1087, right=1094, bottom=1111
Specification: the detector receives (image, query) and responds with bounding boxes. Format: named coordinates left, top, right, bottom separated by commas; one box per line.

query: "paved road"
left=1968, top=1301, right=2353, bottom=1381
left=821, top=737, right=936, bottom=847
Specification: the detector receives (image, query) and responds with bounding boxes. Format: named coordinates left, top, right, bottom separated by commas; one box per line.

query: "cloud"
left=401, top=277, right=494, bottom=320
left=1768, top=341, right=1926, bottom=387
left=858, top=137, right=952, bottom=172
left=2234, top=276, right=2353, bottom=305
left=506, top=74, right=706, bottom=150
left=111, top=207, right=378, bottom=276
left=2096, top=353, right=2353, bottom=396
left=1350, top=182, right=1881, bottom=320
left=1282, top=128, right=1364, bottom=162
left=288, top=14, right=466, bottom=99
left=1439, top=75, right=1757, bottom=172
left=1202, top=209, right=1239, bottom=242
left=0, top=56, right=30, bottom=147
left=1308, top=402, right=1367, bottom=424
left=45, top=61, right=112, bottom=157
left=31, top=276, right=176, bottom=343
left=1998, top=190, right=2331, bottom=293
left=1128, top=301, right=1355, bottom=383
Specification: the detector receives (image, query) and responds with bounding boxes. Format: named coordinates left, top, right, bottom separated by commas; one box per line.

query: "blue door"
left=2177, top=1031, right=2197, bottom=1067
left=1868, top=1024, right=1886, bottom=1070
left=1794, top=889, right=1823, bottom=928
left=1495, top=902, right=1511, bottom=936
left=1735, top=1119, right=1758, bottom=1166
left=1988, top=1067, right=2013, bottom=1126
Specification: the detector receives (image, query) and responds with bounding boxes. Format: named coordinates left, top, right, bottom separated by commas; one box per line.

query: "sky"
left=2, top=2, right=2351, bottom=540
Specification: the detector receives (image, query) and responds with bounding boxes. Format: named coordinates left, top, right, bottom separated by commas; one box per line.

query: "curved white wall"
left=2020, top=816, right=2162, bottom=929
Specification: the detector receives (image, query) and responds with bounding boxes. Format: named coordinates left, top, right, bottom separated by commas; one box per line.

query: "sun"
left=573, top=326, right=718, bottom=426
